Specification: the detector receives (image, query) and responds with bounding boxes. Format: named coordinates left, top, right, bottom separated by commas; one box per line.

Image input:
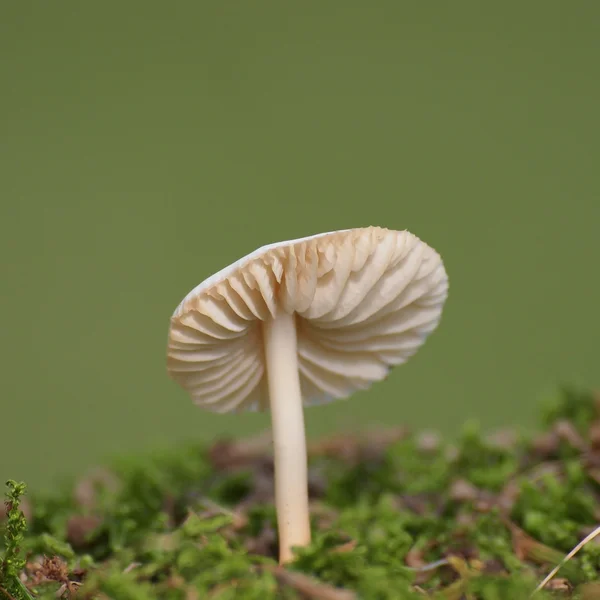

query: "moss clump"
left=2, top=386, right=600, bottom=599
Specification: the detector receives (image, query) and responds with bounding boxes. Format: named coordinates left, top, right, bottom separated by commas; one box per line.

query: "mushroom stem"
left=262, top=310, right=311, bottom=564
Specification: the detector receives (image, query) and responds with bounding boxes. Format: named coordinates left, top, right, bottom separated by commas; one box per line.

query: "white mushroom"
left=166, top=226, right=448, bottom=563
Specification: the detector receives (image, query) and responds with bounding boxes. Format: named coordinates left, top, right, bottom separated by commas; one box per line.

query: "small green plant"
left=0, top=480, right=33, bottom=600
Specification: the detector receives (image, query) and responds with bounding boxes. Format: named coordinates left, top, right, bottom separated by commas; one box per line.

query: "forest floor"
left=2, top=387, right=600, bottom=599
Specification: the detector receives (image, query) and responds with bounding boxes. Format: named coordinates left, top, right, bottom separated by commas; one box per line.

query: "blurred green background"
left=1, top=2, right=599, bottom=488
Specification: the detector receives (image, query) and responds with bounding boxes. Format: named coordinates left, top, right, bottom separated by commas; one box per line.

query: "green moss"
left=2, top=386, right=600, bottom=599
left=0, top=481, right=33, bottom=600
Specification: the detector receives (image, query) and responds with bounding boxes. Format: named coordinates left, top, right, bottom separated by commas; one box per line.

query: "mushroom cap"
left=167, top=226, right=448, bottom=413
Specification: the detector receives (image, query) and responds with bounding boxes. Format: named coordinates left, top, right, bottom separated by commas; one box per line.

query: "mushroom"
left=166, top=226, right=448, bottom=563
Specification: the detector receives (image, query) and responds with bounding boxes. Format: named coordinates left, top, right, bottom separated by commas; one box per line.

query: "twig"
left=532, top=524, right=600, bottom=595
left=408, top=558, right=451, bottom=573
left=0, top=586, right=17, bottom=600
left=265, top=564, right=356, bottom=600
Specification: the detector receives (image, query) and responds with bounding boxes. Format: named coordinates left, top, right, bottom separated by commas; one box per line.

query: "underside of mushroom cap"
left=167, top=226, right=448, bottom=413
